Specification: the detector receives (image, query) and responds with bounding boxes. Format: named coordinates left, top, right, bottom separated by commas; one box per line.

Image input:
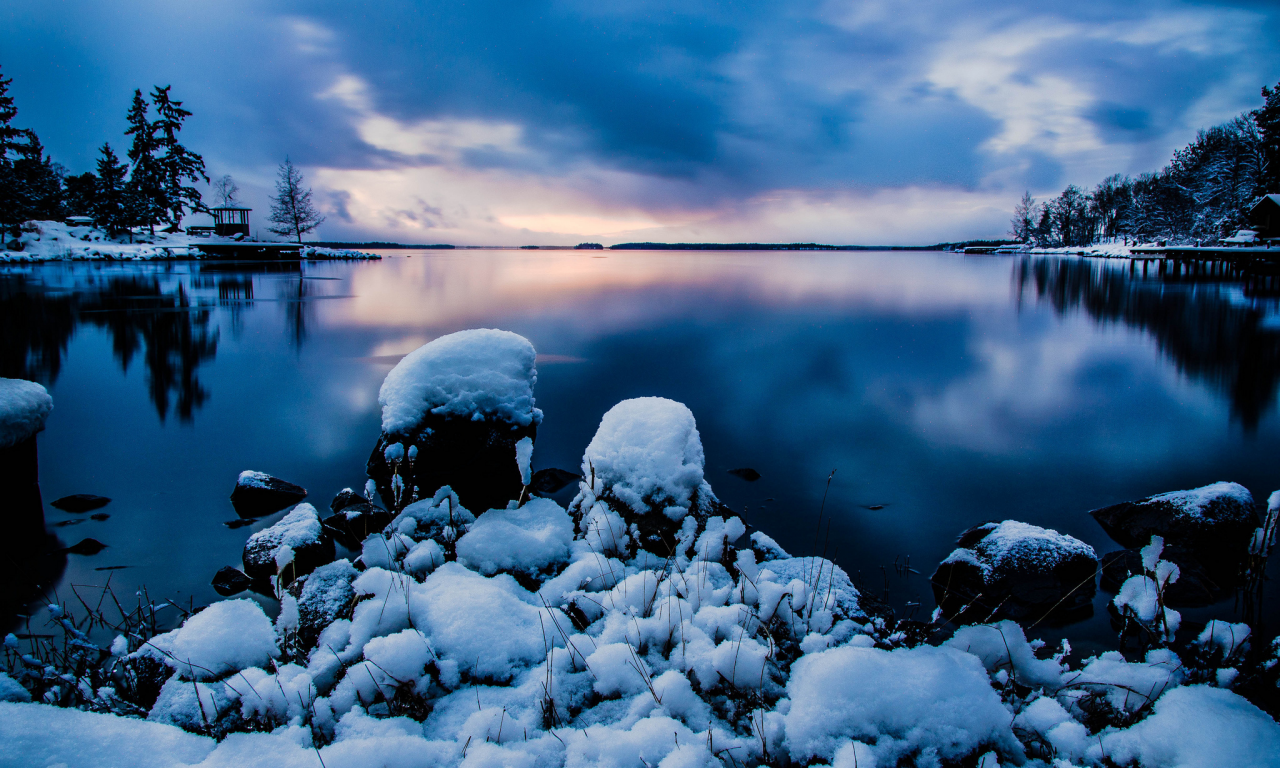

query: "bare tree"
left=1009, top=191, right=1035, bottom=243
left=212, top=174, right=238, bottom=207
left=267, top=158, right=325, bottom=243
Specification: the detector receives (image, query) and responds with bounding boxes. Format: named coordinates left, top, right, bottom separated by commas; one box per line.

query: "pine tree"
left=150, top=85, right=207, bottom=230
left=267, top=158, right=325, bottom=243
left=11, top=131, right=64, bottom=221
left=1254, top=80, right=1280, bottom=194
left=62, top=171, right=98, bottom=217
left=124, top=89, right=164, bottom=234
left=94, top=143, right=129, bottom=236
left=0, top=65, right=35, bottom=241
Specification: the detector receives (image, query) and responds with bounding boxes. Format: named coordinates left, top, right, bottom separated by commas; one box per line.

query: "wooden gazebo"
left=211, top=207, right=252, bottom=238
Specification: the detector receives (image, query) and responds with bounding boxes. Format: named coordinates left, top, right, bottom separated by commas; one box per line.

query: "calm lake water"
left=5, top=249, right=1279, bottom=656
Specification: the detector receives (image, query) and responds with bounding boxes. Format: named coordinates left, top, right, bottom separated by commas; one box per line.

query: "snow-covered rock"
left=568, top=397, right=727, bottom=558
left=0, top=378, right=52, bottom=449
left=241, top=503, right=334, bottom=584
left=931, top=520, right=1098, bottom=623
left=456, top=497, right=575, bottom=578
left=228, top=470, right=307, bottom=517
left=1091, top=482, right=1258, bottom=571
left=139, top=599, right=279, bottom=682
left=367, top=329, right=542, bottom=514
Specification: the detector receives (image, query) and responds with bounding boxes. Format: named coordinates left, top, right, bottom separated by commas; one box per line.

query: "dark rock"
left=223, top=518, right=257, bottom=529
left=93, top=565, right=130, bottom=571
left=1098, top=548, right=1227, bottom=607
left=65, top=538, right=107, bottom=556
left=288, top=559, right=358, bottom=649
left=321, top=502, right=394, bottom=549
left=728, top=467, right=761, bottom=482
left=52, top=519, right=84, bottom=527
left=50, top=494, right=111, bottom=513
left=242, top=504, right=334, bottom=586
left=931, top=520, right=1098, bottom=625
left=530, top=468, right=582, bottom=496
left=329, top=488, right=365, bottom=514
left=230, top=471, right=307, bottom=518
left=211, top=566, right=252, bottom=596
left=89, top=513, right=109, bottom=521
left=1090, top=482, right=1257, bottom=574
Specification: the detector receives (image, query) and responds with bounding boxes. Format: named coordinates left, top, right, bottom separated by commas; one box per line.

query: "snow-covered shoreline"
left=2, top=330, right=1278, bottom=768
left=0, top=221, right=379, bottom=262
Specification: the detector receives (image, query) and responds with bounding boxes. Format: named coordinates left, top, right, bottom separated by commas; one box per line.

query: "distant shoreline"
left=322, top=239, right=1020, bottom=251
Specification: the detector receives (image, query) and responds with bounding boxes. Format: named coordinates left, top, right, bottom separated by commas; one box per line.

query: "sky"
left=3, top=0, right=1278, bottom=245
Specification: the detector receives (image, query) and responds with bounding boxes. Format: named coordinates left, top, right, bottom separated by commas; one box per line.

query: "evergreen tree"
left=62, top=171, right=98, bottom=217
left=1254, top=80, right=1280, bottom=194
left=267, top=158, right=325, bottom=243
left=93, top=143, right=129, bottom=236
left=0, top=65, right=35, bottom=241
left=124, top=89, right=164, bottom=233
left=11, top=131, right=64, bottom=221
left=150, top=85, right=207, bottom=229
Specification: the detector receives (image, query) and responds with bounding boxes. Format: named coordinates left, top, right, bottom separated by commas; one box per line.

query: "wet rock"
left=728, top=467, right=761, bottom=481
left=65, top=538, right=107, bottom=556
left=530, top=468, right=582, bottom=496
left=321, top=502, right=393, bottom=549
left=242, top=503, right=334, bottom=586
left=211, top=566, right=252, bottom=596
left=329, top=488, right=365, bottom=514
left=89, top=513, right=109, bottom=521
left=229, top=470, right=307, bottom=518
left=1090, top=482, right=1257, bottom=573
left=1098, top=547, right=1225, bottom=607
left=366, top=330, right=542, bottom=515
left=287, top=559, right=358, bottom=649
left=931, top=520, right=1098, bottom=625
left=567, top=397, right=730, bottom=558
left=223, top=518, right=257, bottom=529
left=50, top=494, right=111, bottom=513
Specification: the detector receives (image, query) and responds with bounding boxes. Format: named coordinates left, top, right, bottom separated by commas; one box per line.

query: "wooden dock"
left=195, top=242, right=303, bottom=260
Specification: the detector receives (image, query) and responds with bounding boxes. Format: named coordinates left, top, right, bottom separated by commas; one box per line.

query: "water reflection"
left=0, top=273, right=220, bottom=422
left=1015, top=256, right=1280, bottom=431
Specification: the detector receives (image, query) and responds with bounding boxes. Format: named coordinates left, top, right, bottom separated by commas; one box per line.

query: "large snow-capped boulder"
left=242, top=503, right=334, bottom=585
left=0, top=379, right=53, bottom=540
left=568, top=397, right=727, bottom=558
left=0, top=378, right=53, bottom=450
left=931, top=520, right=1098, bottom=624
left=1091, top=482, right=1257, bottom=574
left=366, top=329, right=542, bottom=515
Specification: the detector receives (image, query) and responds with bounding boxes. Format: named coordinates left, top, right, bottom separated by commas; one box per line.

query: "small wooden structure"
left=211, top=206, right=252, bottom=238
left=1249, top=194, right=1280, bottom=239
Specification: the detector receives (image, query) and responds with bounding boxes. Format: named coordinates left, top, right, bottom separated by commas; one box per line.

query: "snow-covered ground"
left=0, top=221, right=378, bottom=261
left=2, top=333, right=1278, bottom=768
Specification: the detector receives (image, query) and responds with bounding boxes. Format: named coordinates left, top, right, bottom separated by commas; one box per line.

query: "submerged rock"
left=50, top=494, right=111, bottom=513
left=1099, top=547, right=1225, bottom=607
left=728, top=467, right=761, bottom=481
left=211, top=566, right=252, bottom=597
left=64, top=538, right=107, bottom=556
left=242, top=503, right=334, bottom=585
left=366, top=329, right=542, bottom=515
left=1090, top=482, right=1257, bottom=574
left=529, top=467, right=582, bottom=496
left=931, top=520, right=1098, bottom=624
left=229, top=471, right=307, bottom=518
left=567, top=397, right=729, bottom=558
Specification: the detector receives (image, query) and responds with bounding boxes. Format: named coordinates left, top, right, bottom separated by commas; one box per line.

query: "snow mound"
left=574, top=397, right=708, bottom=521
left=944, top=620, right=1066, bottom=690
left=784, top=644, right=1018, bottom=765
left=1102, top=685, right=1280, bottom=768
left=378, top=329, right=542, bottom=435
left=1148, top=482, right=1256, bottom=519
left=146, top=599, right=279, bottom=681
left=0, top=378, right=53, bottom=448
left=965, top=520, right=1097, bottom=578
left=456, top=497, right=575, bottom=577
left=0, top=701, right=215, bottom=767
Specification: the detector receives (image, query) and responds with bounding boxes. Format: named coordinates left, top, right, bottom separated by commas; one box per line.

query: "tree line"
left=1012, top=80, right=1280, bottom=247
left=1, top=64, right=326, bottom=244
left=0, top=65, right=207, bottom=240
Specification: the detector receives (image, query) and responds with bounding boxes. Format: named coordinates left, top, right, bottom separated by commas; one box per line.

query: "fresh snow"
left=140, top=599, right=279, bottom=682
left=378, top=329, right=542, bottom=434
left=1102, top=685, right=1280, bottom=768
left=455, top=497, right=574, bottom=576
left=1146, top=481, right=1256, bottom=519
left=0, top=378, right=53, bottom=448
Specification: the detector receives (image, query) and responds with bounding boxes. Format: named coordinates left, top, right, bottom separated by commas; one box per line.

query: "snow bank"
left=0, top=701, right=215, bottom=767
left=378, top=329, right=542, bottom=435
left=1102, top=685, right=1280, bottom=768
left=456, top=497, right=574, bottom=576
left=141, top=599, right=279, bottom=681
left=784, top=644, right=1019, bottom=765
left=0, top=378, right=53, bottom=448
left=299, top=246, right=380, bottom=260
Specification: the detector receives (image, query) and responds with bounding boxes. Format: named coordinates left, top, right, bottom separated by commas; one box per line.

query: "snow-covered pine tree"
left=267, top=158, right=325, bottom=243
left=123, top=89, right=164, bottom=234
left=150, top=85, right=207, bottom=230
left=0, top=65, right=35, bottom=242
left=94, top=143, right=129, bottom=236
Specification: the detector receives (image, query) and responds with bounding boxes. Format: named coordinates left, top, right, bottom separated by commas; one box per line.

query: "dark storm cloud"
left=3, top=0, right=1279, bottom=225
